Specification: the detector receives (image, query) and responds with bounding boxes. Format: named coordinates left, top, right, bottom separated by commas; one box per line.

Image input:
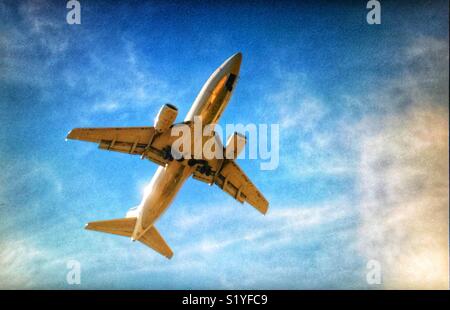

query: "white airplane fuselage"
left=131, top=53, right=242, bottom=241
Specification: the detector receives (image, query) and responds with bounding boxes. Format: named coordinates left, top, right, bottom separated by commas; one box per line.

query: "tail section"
left=140, top=226, right=173, bottom=259
left=85, top=217, right=173, bottom=259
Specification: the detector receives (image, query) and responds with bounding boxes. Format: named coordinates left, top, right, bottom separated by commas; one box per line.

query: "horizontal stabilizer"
left=139, top=226, right=173, bottom=259
left=85, top=217, right=173, bottom=259
left=85, top=217, right=136, bottom=237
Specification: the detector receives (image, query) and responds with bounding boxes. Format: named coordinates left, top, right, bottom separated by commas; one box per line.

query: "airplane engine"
left=154, top=103, right=178, bottom=133
left=225, top=132, right=246, bottom=159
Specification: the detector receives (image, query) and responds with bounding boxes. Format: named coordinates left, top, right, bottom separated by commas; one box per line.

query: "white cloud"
left=0, top=239, right=43, bottom=288
left=0, top=238, right=66, bottom=289
left=0, top=158, right=63, bottom=211
left=0, top=1, right=71, bottom=85
left=354, top=37, right=449, bottom=289
left=91, top=101, right=121, bottom=113
left=267, top=35, right=449, bottom=289
left=1, top=1, right=182, bottom=119
left=173, top=199, right=353, bottom=256
left=357, top=105, right=449, bottom=289
left=268, top=75, right=356, bottom=177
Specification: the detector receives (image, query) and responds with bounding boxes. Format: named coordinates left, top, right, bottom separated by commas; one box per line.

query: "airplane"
left=66, top=53, right=269, bottom=259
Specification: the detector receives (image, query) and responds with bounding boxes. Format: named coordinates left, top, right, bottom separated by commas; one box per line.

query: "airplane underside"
left=66, top=53, right=269, bottom=259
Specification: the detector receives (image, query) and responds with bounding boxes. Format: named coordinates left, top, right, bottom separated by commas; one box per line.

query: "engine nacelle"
left=225, top=132, right=246, bottom=159
left=154, top=103, right=178, bottom=133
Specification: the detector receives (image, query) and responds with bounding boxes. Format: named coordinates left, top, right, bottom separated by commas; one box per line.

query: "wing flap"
left=214, top=161, right=269, bottom=214
left=67, top=127, right=156, bottom=155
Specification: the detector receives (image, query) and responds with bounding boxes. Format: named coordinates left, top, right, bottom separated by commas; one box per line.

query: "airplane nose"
left=222, top=52, right=242, bottom=75
left=229, top=52, right=242, bottom=74
left=231, top=52, right=242, bottom=63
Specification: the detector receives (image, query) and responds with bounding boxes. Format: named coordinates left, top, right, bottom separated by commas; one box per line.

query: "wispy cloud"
left=91, top=101, right=121, bottom=113
left=106, top=198, right=359, bottom=289
left=355, top=37, right=449, bottom=289
left=1, top=0, right=70, bottom=85
left=1, top=0, right=185, bottom=122
left=267, top=70, right=356, bottom=178
left=173, top=199, right=352, bottom=256
left=357, top=104, right=448, bottom=289
left=266, top=35, right=449, bottom=289
left=0, top=239, right=46, bottom=289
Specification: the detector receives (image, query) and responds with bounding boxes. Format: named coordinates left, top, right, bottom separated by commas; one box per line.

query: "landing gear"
left=197, top=164, right=213, bottom=176
left=187, top=158, right=213, bottom=176
left=161, top=146, right=174, bottom=161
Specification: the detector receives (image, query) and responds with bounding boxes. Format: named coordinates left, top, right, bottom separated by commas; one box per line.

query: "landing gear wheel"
left=162, top=146, right=174, bottom=161
left=197, top=164, right=213, bottom=176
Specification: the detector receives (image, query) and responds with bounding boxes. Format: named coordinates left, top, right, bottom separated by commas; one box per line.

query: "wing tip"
left=260, top=202, right=269, bottom=215
left=66, top=128, right=78, bottom=140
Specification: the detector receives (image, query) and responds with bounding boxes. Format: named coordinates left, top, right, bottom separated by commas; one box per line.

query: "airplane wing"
left=195, top=160, right=269, bottom=214
left=66, top=127, right=168, bottom=166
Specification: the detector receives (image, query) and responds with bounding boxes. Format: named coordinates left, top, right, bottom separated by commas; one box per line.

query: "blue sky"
left=0, top=0, right=448, bottom=289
